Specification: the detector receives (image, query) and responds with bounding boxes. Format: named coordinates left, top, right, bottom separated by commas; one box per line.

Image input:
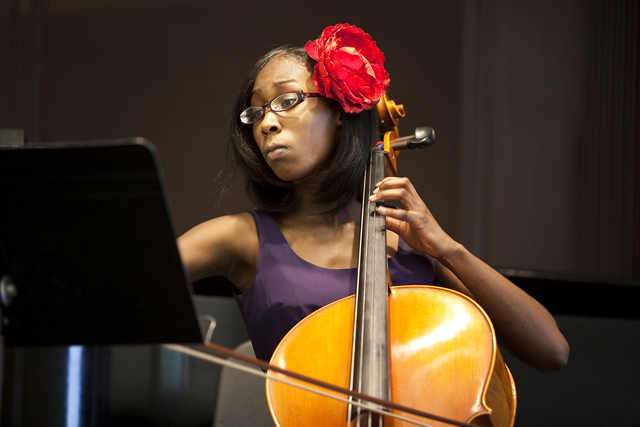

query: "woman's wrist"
left=435, top=240, right=468, bottom=270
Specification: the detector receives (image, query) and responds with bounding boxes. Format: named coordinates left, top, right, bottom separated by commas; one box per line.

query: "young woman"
left=177, top=24, right=569, bottom=372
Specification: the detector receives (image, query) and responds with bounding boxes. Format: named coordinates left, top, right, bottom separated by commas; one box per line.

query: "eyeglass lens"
left=240, top=91, right=305, bottom=124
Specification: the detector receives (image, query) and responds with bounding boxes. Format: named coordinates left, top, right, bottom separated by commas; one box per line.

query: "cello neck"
left=349, top=148, right=391, bottom=423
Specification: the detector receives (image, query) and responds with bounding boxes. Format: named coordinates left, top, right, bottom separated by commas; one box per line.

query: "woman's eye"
left=276, top=95, right=298, bottom=110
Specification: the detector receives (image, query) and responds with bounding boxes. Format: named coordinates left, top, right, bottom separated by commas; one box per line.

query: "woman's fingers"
left=370, top=177, right=424, bottom=209
left=369, top=176, right=454, bottom=259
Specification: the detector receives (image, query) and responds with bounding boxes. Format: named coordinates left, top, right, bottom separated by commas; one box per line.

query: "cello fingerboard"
left=349, top=149, right=391, bottom=424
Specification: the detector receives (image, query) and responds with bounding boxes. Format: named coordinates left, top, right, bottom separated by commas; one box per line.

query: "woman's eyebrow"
left=251, top=79, right=299, bottom=97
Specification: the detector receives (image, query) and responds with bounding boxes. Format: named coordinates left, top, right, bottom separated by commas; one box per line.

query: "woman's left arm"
left=371, top=177, right=570, bottom=372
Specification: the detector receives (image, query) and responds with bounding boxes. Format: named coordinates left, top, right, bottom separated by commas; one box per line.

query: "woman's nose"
left=260, top=109, right=281, bottom=134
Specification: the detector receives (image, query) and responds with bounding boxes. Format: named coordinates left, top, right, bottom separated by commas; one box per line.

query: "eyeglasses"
left=239, top=90, right=322, bottom=124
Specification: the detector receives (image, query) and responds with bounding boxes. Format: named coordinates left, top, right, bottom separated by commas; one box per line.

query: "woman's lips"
left=266, top=144, right=288, bottom=160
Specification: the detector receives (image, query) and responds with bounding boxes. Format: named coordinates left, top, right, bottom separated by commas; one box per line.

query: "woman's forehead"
left=252, top=56, right=313, bottom=95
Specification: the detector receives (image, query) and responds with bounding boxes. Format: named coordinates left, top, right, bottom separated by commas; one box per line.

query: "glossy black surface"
left=499, top=268, right=640, bottom=319
left=0, top=140, right=203, bottom=347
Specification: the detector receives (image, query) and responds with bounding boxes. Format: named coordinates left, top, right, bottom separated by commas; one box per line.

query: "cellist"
left=177, top=23, right=569, bottom=378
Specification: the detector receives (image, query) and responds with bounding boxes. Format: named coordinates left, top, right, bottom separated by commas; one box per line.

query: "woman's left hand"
left=369, top=176, right=454, bottom=260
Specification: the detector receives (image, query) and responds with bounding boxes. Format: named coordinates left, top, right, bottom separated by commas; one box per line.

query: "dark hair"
left=228, top=44, right=379, bottom=215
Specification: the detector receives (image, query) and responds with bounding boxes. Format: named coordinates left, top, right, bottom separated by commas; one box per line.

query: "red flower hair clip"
left=305, top=23, right=390, bottom=114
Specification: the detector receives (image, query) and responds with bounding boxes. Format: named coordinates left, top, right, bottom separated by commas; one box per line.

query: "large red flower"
left=305, top=24, right=390, bottom=114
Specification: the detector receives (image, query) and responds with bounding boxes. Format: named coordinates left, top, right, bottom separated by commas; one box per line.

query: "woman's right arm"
left=176, top=213, right=258, bottom=291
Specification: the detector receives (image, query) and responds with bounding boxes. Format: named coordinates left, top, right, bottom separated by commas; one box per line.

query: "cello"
left=264, top=94, right=517, bottom=427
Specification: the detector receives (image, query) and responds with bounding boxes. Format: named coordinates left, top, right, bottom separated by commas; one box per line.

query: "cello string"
left=163, top=343, right=439, bottom=427
left=352, top=157, right=373, bottom=426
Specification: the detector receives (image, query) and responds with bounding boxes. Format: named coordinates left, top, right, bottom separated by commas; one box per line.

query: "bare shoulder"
left=177, top=212, right=258, bottom=287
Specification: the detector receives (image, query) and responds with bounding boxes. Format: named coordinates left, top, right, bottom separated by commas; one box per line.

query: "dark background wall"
left=1, top=0, right=639, bottom=426
left=3, top=0, right=638, bottom=277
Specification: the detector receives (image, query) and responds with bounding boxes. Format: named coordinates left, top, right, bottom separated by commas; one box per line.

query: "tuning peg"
left=391, top=127, right=436, bottom=150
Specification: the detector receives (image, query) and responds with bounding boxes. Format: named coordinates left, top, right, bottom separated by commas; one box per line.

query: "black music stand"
left=0, top=138, right=204, bottom=347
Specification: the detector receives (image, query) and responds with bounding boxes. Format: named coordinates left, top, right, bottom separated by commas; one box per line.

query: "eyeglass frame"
left=239, top=90, right=323, bottom=125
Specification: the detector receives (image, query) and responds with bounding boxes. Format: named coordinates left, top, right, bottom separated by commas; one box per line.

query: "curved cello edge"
left=480, top=348, right=517, bottom=427
left=388, top=285, right=515, bottom=427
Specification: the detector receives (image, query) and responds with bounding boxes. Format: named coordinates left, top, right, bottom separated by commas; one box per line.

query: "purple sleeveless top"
left=234, top=210, right=435, bottom=361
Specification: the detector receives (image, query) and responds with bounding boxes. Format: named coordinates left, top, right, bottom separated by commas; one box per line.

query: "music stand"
left=0, top=138, right=204, bottom=347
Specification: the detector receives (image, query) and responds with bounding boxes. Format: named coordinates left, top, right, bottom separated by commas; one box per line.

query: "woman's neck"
left=279, top=190, right=360, bottom=228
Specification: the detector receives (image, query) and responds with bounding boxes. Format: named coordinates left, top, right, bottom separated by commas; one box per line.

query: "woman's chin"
left=271, top=167, right=319, bottom=185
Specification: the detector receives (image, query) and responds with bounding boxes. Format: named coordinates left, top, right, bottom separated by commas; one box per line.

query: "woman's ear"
left=336, top=110, right=345, bottom=126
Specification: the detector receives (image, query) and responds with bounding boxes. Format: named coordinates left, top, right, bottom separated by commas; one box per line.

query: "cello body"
left=266, top=285, right=516, bottom=427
